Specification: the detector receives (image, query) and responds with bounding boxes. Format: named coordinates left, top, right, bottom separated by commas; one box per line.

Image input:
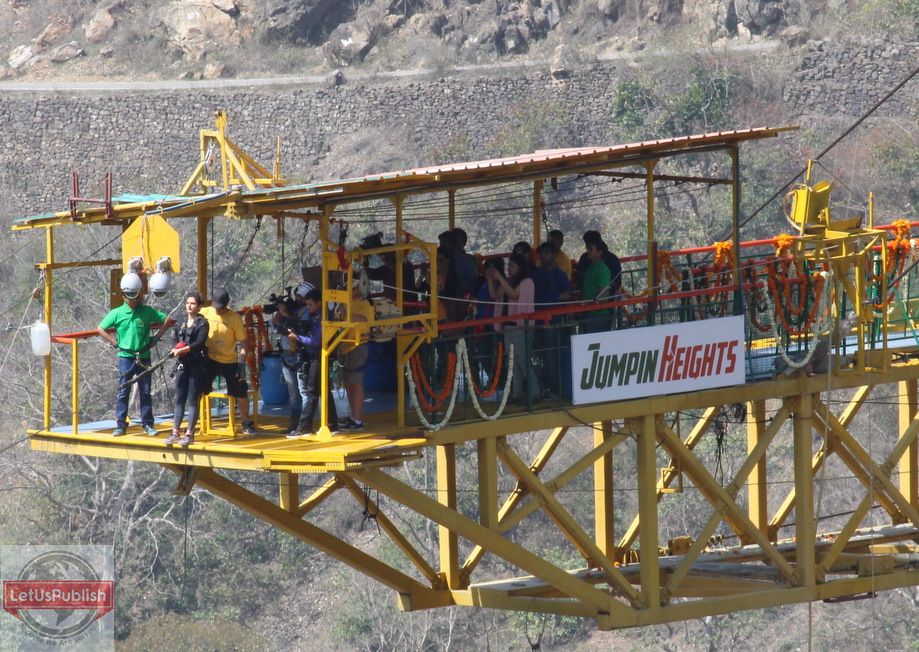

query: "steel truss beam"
left=152, top=373, right=919, bottom=628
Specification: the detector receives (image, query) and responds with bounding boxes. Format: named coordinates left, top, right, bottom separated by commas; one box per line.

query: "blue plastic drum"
left=260, top=352, right=289, bottom=405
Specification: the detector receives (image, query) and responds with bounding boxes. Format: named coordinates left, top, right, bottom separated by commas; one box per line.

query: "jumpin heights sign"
left=571, top=315, right=745, bottom=405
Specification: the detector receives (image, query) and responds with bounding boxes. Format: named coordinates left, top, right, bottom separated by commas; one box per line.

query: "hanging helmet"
left=120, top=272, right=143, bottom=299
left=148, top=271, right=173, bottom=297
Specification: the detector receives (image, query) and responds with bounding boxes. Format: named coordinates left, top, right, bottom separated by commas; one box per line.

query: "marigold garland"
left=465, top=340, right=505, bottom=398
left=409, top=351, right=457, bottom=412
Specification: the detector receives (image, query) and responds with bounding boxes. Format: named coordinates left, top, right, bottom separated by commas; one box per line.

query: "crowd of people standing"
left=96, top=226, right=622, bottom=443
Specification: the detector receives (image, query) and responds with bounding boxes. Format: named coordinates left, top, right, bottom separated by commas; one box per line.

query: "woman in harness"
left=165, top=292, right=210, bottom=447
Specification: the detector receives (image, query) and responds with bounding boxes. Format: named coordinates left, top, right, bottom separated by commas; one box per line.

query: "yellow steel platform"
left=28, top=413, right=427, bottom=473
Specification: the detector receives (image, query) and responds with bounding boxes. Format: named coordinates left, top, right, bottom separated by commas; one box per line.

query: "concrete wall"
left=1, top=38, right=916, bottom=218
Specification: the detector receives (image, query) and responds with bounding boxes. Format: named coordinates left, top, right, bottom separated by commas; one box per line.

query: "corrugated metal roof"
left=11, top=126, right=796, bottom=229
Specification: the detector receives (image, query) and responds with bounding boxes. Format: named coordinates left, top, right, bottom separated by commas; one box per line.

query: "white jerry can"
left=30, top=320, right=51, bottom=357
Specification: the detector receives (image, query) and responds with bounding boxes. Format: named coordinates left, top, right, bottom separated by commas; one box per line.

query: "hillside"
left=1, top=1, right=919, bottom=651
left=2, top=0, right=917, bottom=81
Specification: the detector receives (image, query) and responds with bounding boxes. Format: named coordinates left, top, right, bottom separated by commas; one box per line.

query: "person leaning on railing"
left=581, top=238, right=613, bottom=333
left=95, top=281, right=171, bottom=437
left=487, top=253, right=540, bottom=404
left=165, top=292, right=209, bottom=447
left=533, top=242, right=571, bottom=400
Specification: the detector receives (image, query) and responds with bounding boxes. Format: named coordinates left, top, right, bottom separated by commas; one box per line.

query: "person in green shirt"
left=96, top=282, right=170, bottom=436
left=581, top=240, right=613, bottom=333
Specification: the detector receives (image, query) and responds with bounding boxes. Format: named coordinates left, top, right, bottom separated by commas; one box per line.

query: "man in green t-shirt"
left=96, top=285, right=170, bottom=436
left=581, top=240, right=612, bottom=333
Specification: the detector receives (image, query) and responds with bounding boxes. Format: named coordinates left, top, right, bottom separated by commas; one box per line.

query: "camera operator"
left=270, top=283, right=312, bottom=433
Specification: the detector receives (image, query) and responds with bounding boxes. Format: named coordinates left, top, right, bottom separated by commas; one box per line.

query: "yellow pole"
left=899, top=380, right=918, bottom=512
left=197, top=216, right=210, bottom=301
left=533, top=179, right=544, bottom=247
left=43, top=227, right=54, bottom=429
left=394, top=195, right=404, bottom=312
left=637, top=414, right=660, bottom=608
left=645, top=161, right=656, bottom=282
left=594, top=420, right=615, bottom=558
left=71, top=340, right=79, bottom=435
left=437, top=444, right=461, bottom=589
left=793, top=394, right=816, bottom=586
left=279, top=472, right=300, bottom=513
left=746, top=399, right=769, bottom=539
left=478, top=437, right=499, bottom=530
left=319, top=206, right=332, bottom=435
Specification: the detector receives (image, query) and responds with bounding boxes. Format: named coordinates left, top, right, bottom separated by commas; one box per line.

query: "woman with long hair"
left=487, top=252, right=539, bottom=403
left=165, top=292, right=210, bottom=446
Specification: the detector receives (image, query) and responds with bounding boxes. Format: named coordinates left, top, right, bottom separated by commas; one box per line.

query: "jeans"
left=296, top=355, right=338, bottom=432
left=173, top=361, right=207, bottom=433
left=116, top=357, right=154, bottom=428
left=282, top=359, right=302, bottom=422
left=504, top=326, right=538, bottom=402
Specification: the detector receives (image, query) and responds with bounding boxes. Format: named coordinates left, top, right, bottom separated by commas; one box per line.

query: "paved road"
left=0, top=41, right=780, bottom=94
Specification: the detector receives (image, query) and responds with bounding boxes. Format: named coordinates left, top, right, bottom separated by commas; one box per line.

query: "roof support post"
left=394, top=195, right=405, bottom=312
left=448, top=189, right=456, bottom=231
left=43, top=227, right=54, bottom=429
left=196, top=216, right=210, bottom=301
left=645, top=161, right=658, bottom=326
left=730, top=145, right=744, bottom=315
left=533, top=179, right=544, bottom=247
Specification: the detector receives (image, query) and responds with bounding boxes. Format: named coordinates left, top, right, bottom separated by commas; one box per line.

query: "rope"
left=0, top=292, right=36, bottom=379
left=360, top=485, right=381, bottom=536
left=724, top=61, right=919, bottom=239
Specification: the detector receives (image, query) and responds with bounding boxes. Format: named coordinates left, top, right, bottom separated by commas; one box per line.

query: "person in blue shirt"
left=533, top=242, right=570, bottom=400
left=285, top=289, right=338, bottom=438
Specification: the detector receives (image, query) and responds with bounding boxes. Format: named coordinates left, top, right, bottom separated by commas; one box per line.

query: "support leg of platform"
left=794, top=394, right=816, bottom=586
left=478, top=437, right=498, bottom=530
left=279, top=472, right=299, bottom=513
left=637, top=415, right=660, bottom=608
left=747, top=399, right=769, bottom=539
left=437, top=444, right=461, bottom=589
left=594, top=420, right=615, bottom=558
left=899, top=379, right=918, bottom=515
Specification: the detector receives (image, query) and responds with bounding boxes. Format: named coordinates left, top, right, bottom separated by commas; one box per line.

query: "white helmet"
left=148, top=271, right=173, bottom=297
left=120, top=272, right=143, bottom=299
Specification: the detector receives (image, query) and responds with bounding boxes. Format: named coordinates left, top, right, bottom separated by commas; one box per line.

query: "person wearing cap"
left=200, top=288, right=257, bottom=436
left=96, top=277, right=171, bottom=437
left=271, top=283, right=312, bottom=433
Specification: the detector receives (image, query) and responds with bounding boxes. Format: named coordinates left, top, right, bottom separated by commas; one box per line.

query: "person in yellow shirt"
left=200, top=288, right=257, bottom=436
left=338, top=284, right=374, bottom=432
left=548, top=229, right=573, bottom=278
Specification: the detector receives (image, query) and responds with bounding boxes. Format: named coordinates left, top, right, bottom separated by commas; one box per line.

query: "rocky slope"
left=1, top=0, right=900, bottom=81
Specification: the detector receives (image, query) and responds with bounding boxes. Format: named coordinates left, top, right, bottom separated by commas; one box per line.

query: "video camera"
left=262, top=286, right=298, bottom=315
